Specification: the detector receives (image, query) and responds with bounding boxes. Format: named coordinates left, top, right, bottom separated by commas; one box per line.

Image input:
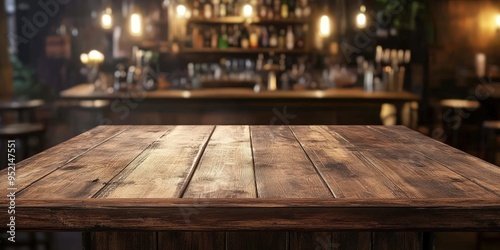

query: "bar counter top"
left=60, top=84, right=420, bottom=101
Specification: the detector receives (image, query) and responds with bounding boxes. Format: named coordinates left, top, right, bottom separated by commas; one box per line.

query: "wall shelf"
left=187, top=17, right=310, bottom=25
left=181, top=48, right=309, bottom=54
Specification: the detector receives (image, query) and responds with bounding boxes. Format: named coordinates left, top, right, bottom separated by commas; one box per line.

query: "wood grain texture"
left=158, top=231, right=225, bottom=250
left=5, top=198, right=500, bottom=231
left=372, top=232, right=423, bottom=250
left=18, top=126, right=170, bottom=199
left=97, top=126, right=215, bottom=198
left=89, top=232, right=156, bottom=250
left=371, top=126, right=500, bottom=196
left=251, top=126, right=332, bottom=198
left=0, top=126, right=130, bottom=192
left=183, top=126, right=256, bottom=198
left=290, top=126, right=407, bottom=199
left=329, top=126, right=498, bottom=199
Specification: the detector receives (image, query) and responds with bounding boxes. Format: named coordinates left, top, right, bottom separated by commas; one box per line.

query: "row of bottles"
left=187, top=24, right=307, bottom=50
left=113, top=48, right=159, bottom=92
left=191, top=0, right=311, bottom=19
left=358, top=46, right=412, bottom=92
left=182, top=53, right=318, bottom=90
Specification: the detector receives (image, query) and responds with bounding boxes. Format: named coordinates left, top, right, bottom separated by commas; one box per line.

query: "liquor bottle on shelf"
left=258, top=0, right=266, bottom=18
left=199, top=0, right=206, bottom=17
left=240, top=26, right=250, bottom=49
left=269, top=26, right=278, bottom=48
left=220, top=0, right=227, bottom=17
left=227, top=25, right=235, bottom=47
left=295, top=25, right=305, bottom=49
left=278, top=28, right=286, bottom=48
left=273, top=0, right=281, bottom=19
left=281, top=0, right=289, bottom=19
left=249, top=28, right=259, bottom=48
left=218, top=25, right=229, bottom=49
left=210, top=28, right=218, bottom=48
left=203, top=28, right=211, bottom=48
left=212, top=0, right=220, bottom=17
left=289, top=0, right=296, bottom=18
left=261, top=26, right=269, bottom=48
left=286, top=25, right=294, bottom=50
left=302, top=0, right=311, bottom=17
left=204, top=1, right=213, bottom=18
left=225, top=0, right=233, bottom=16
left=232, top=24, right=241, bottom=47
left=193, top=0, right=200, bottom=17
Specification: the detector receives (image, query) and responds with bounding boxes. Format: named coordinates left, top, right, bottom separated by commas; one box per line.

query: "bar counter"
left=60, top=84, right=420, bottom=125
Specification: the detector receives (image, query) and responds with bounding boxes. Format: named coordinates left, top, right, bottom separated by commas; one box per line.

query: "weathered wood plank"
left=158, top=231, right=225, bottom=250
left=18, top=126, right=170, bottom=199
left=291, top=126, right=408, bottom=199
left=179, top=126, right=265, bottom=249
left=372, top=232, right=423, bottom=250
left=370, top=126, right=500, bottom=196
left=290, top=232, right=333, bottom=250
left=251, top=126, right=334, bottom=249
left=183, top=126, right=256, bottom=198
left=227, top=232, right=288, bottom=250
left=0, top=126, right=130, bottom=192
left=332, top=232, right=372, bottom=250
left=328, top=126, right=497, bottom=198
left=89, top=232, right=156, bottom=250
left=250, top=126, right=332, bottom=198
left=97, top=126, right=215, bottom=198
left=5, top=198, right=500, bottom=231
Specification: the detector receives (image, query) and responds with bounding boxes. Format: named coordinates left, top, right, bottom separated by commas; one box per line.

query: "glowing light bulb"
left=80, top=53, right=89, bottom=64
left=243, top=4, right=253, bottom=18
left=130, top=13, right=143, bottom=36
left=176, top=4, right=187, bottom=17
left=319, top=15, right=331, bottom=37
left=100, top=8, right=113, bottom=29
left=356, top=5, right=367, bottom=29
left=496, top=15, right=500, bottom=28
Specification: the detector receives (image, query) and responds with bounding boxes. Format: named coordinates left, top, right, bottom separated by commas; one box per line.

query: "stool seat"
left=0, top=123, right=45, bottom=138
left=439, top=99, right=480, bottom=109
left=483, top=121, right=500, bottom=130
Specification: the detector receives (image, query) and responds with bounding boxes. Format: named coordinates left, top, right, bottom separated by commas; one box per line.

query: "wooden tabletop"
left=60, top=84, right=420, bottom=102
left=1, top=125, right=499, bottom=231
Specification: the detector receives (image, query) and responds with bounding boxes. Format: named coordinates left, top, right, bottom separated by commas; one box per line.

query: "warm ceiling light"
left=496, top=15, right=500, bottom=28
left=319, top=15, right=331, bottom=37
left=176, top=4, right=187, bottom=17
left=356, top=5, right=367, bottom=29
left=130, top=13, right=143, bottom=36
left=88, top=50, right=105, bottom=64
left=80, top=53, right=89, bottom=64
left=242, top=4, right=253, bottom=18
left=100, top=8, right=113, bottom=30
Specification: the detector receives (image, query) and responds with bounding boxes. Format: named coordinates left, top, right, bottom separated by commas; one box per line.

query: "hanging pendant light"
left=356, top=5, right=367, bottom=29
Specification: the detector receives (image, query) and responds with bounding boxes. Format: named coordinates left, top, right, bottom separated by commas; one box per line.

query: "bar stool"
left=437, top=99, right=481, bottom=148
left=482, top=121, right=500, bottom=164
left=0, top=100, right=46, bottom=167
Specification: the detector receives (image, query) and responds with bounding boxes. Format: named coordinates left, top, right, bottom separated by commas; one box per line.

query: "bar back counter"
left=60, top=84, right=420, bottom=126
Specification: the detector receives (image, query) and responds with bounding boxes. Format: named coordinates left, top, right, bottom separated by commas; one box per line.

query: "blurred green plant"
left=10, top=54, right=49, bottom=100
left=375, top=0, right=425, bottom=31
